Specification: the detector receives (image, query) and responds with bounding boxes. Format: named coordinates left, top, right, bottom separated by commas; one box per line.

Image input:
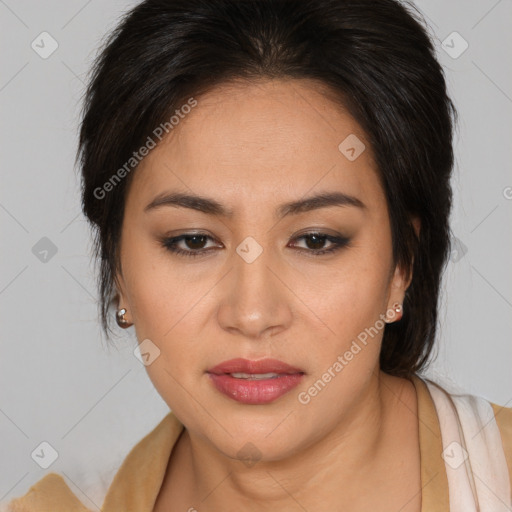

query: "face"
left=115, top=78, right=410, bottom=461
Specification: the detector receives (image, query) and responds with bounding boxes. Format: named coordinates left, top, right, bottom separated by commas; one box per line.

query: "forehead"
left=128, top=78, right=383, bottom=213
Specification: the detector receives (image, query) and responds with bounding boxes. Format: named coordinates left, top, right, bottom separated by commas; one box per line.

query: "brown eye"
left=303, top=233, right=328, bottom=250
left=183, top=234, right=208, bottom=250
left=161, top=233, right=220, bottom=258
left=290, top=232, right=350, bottom=256
left=161, top=231, right=350, bottom=259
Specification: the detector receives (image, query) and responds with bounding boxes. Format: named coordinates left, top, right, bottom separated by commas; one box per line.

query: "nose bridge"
left=235, top=235, right=272, bottom=297
left=216, top=234, right=292, bottom=339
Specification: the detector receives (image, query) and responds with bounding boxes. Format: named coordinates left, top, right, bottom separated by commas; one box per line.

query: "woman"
left=6, top=0, right=511, bottom=510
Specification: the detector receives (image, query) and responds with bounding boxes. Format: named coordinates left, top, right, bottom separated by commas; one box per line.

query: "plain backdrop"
left=1, top=0, right=511, bottom=508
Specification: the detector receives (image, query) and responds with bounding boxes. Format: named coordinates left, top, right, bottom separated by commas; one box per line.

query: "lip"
left=207, top=358, right=305, bottom=405
left=208, top=358, right=304, bottom=375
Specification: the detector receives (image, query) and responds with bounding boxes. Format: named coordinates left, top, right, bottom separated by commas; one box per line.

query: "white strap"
left=451, top=392, right=511, bottom=511
left=427, top=382, right=478, bottom=511
left=426, top=380, right=511, bottom=511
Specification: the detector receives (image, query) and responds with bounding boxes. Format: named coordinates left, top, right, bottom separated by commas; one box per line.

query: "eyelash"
left=159, top=232, right=350, bottom=258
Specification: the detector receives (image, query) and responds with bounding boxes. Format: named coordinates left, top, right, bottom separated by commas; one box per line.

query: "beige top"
left=6, top=375, right=512, bottom=511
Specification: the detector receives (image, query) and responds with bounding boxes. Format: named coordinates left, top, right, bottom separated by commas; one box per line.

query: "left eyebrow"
left=144, top=192, right=234, bottom=217
left=144, top=190, right=366, bottom=218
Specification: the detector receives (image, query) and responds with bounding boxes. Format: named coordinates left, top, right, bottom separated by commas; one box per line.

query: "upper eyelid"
left=167, top=231, right=341, bottom=240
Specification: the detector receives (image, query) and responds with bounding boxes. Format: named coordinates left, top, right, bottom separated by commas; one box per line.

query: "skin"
left=115, top=78, right=422, bottom=511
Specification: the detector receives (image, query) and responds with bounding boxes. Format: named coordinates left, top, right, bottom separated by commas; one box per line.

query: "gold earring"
left=116, top=308, right=133, bottom=328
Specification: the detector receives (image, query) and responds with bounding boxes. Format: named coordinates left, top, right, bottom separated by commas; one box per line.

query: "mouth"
left=226, top=372, right=283, bottom=380
left=206, top=358, right=305, bottom=405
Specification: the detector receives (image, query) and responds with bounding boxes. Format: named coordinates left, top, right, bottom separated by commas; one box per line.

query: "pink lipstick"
left=207, top=358, right=304, bottom=405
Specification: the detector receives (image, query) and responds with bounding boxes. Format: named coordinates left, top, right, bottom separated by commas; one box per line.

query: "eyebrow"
left=144, top=191, right=366, bottom=218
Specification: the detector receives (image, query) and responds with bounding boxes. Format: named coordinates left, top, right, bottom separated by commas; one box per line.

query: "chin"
left=196, top=407, right=315, bottom=463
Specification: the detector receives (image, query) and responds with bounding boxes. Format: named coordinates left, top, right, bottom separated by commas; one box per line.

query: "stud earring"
left=116, top=308, right=133, bottom=328
left=385, top=302, right=403, bottom=324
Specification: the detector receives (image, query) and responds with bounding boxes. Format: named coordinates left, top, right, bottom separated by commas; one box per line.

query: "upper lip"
left=207, top=358, right=305, bottom=375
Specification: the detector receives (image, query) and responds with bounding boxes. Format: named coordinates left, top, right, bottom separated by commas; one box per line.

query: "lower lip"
left=207, top=373, right=304, bottom=405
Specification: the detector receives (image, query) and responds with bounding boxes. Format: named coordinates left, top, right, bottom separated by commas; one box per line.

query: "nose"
left=216, top=241, right=293, bottom=341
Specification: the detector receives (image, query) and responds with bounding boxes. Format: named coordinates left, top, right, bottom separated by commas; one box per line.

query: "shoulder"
left=3, top=411, right=184, bottom=512
left=4, top=473, right=91, bottom=512
left=491, top=401, right=512, bottom=487
left=101, top=410, right=184, bottom=509
left=418, top=375, right=512, bottom=493
left=491, top=401, right=512, bottom=439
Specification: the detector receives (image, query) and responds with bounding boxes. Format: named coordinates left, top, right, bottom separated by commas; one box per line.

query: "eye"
left=159, top=231, right=350, bottom=258
left=289, top=232, right=350, bottom=256
left=160, top=232, right=221, bottom=258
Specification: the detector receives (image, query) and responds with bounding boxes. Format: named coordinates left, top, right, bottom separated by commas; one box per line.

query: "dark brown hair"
left=78, top=0, right=457, bottom=377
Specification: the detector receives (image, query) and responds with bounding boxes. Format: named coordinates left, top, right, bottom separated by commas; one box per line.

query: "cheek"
left=300, top=257, right=393, bottom=403
left=311, top=290, right=386, bottom=378
left=121, top=231, right=199, bottom=338
left=120, top=236, right=212, bottom=393
left=318, top=252, right=390, bottom=334
left=295, top=266, right=391, bottom=412
left=126, top=268, right=207, bottom=412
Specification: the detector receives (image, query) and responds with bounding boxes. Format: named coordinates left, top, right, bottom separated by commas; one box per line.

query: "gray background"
left=1, top=0, right=511, bottom=508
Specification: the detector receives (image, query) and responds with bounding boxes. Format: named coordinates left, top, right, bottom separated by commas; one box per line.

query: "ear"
left=384, top=264, right=408, bottom=324
left=385, top=216, right=421, bottom=321
left=113, top=270, right=132, bottom=323
left=388, top=263, right=409, bottom=302
left=411, top=216, right=421, bottom=241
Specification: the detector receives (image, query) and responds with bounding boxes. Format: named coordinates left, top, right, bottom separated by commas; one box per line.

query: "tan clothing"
left=5, top=375, right=512, bottom=511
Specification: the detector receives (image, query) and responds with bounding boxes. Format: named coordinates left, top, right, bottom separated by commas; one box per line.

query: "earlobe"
left=385, top=216, right=419, bottom=324
left=384, top=264, right=409, bottom=324
left=113, top=273, right=133, bottom=328
left=384, top=302, right=403, bottom=323
left=397, top=216, right=420, bottom=291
